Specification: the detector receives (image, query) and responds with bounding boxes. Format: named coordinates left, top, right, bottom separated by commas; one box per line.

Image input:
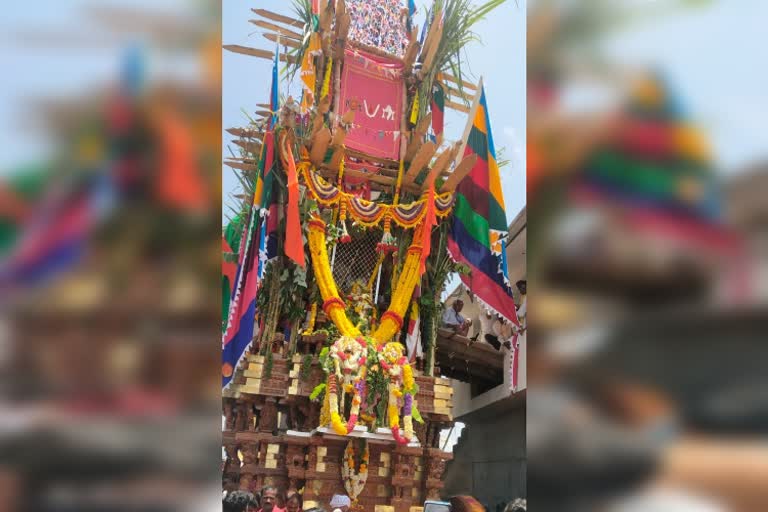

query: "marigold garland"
left=302, top=303, right=318, bottom=335
left=342, top=440, right=369, bottom=501
left=300, top=162, right=454, bottom=230
left=308, top=217, right=424, bottom=343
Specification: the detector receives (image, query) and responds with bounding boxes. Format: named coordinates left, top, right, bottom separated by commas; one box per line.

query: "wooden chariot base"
left=223, top=351, right=455, bottom=512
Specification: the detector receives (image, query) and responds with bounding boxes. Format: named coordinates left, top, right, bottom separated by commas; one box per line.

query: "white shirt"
left=442, top=307, right=465, bottom=327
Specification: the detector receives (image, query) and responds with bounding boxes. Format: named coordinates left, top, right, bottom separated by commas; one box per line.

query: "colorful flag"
left=221, top=202, right=260, bottom=388
left=407, top=0, right=416, bottom=32
left=300, top=33, right=323, bottom=114
left=447, top=85, right=519, bottom=324
left=431, top=82, right=445, bottom=139
left=281, top=133, right=306, bottom=268
left=0, top=174, right=111, bottom=289
left=222, top=235, right=237, bottom=328
left=222, top=49, right=282, bottom=387
left=155, top=109, right=207, bottom=212
left=419, top=5, right=433, bottom=46
left=269, top=41, right=279, bottom=129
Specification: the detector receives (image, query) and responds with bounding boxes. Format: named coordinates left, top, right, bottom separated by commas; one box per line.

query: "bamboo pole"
left=456, top=77, right=484, bottom=164
left=249, top=20, right=303, bottom=40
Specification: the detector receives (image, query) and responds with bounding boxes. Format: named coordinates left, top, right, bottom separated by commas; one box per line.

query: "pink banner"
left=338, top=49, right=404, bottom=160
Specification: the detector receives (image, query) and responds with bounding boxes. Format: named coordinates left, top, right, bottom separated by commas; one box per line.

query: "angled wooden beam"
left=319, top=167, right=396, bottom=189
left=405, top=112, right=432, bottom=161
left=335, top=0, right=347, bottom=27
left=255, top=110, right=272, bottom=118
left=403, top=31, right=420, bottom=73
left=226, top=127, right=263, bottom=139
left=419, top=9, right=441, bottom=65
left=263, top=33, right=300, bottom=49
left=444, top=99, right=470, bottom=114
left=438, top=72, right=478, bottom=91
left=224, top=161, right=259, bottom=172
left=310, top=127, right=332, bottom=166
left=251, top=9, right=304, bottom=29
left=319, top=4, right=332, bottom=33
left=456, top=77, right=484, bottom=161
left=442, top=83, right=472, bottom=102
left=420, top=144, right=455, bottom=190
left=439, top=143, right=463, bottom=178
left=248, top=20, right=303, bottom=40
left=421, top=21, right=444, bottom=72
left=223, top=44, right=296, bottom=64
left=231, top=139, right=262, bottom=154
left=439, top=154, right=477, bottom=193
left=404, top=137, right=422, bottom=164
left=404, top=141, right=437, bottom=184
left=335, top=14, right=351, bottom=59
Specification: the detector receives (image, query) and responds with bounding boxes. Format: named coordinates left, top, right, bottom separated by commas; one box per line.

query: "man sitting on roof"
left=442, top=299, right=472, bottom=336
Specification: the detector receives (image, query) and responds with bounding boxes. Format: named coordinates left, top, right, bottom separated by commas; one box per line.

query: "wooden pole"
left=456, top=76, right=484, bottom=163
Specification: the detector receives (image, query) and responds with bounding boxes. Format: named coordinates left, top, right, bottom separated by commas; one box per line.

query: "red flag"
left=419, top=182, right=437, bottom=274
left=155, top=111, right=207, bottom=212
left=281, top=134, right=306, bottom=268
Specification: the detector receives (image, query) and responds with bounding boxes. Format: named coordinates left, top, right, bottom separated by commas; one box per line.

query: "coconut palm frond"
left=285, top=0, right=313, bottom=79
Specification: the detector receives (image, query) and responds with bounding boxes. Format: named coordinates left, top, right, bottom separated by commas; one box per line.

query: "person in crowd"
left=442, top=299, right=472, bottom=336
left=224, top=491, right=257, bottom=512
left=285, top=492, right=302, bottom=512
left=479, top=310, right=502, bottom=350
left=259, top=486, right=285, bottom=512
left=450, top=495, right=487, bottom=512
left=504, top=498, right=527, bottom=512
left=247, top=495, right=261, bottom=512
left=329, top=493, right=352, bottom=512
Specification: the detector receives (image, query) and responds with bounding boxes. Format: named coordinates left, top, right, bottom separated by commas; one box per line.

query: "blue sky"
left=222, top=0, right=528, bottom=222
left=599, top=0, right=768, bottom=175
left=0, top=0, right=201, bottom=175
left=2, top=0, right=765, bottom=191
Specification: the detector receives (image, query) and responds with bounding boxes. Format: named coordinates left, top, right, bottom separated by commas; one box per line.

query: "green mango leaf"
left=309, top=383, right=326, bottom=401
left=412, top=402, right=424, bottom=424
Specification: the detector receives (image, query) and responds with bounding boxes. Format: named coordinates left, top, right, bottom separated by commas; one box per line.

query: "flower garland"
left=300, top=162, right=454, bottom=230
left=378, top=342, right=416, bottom=444
left=302, top=303, right=318, bottom=335
left=327, top=336, right=370, bottom=434
left=308, top=216, right=425, bottom=344
left=342, top=440, right=369, bottom=502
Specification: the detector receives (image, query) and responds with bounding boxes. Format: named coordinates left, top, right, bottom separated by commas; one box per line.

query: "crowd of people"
left=223, top=487, right=351, bottom=512
left=224, top=489, right=524, bottom=512
left=347, top=0, right=409, bottom=57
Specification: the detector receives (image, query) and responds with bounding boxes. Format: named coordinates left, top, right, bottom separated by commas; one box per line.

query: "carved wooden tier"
left=223, top=352, right=454, bottom=512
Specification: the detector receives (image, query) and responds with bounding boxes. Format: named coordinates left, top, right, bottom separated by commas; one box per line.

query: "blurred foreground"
left=527, top=1, right=768, bottom=511
left=0, top=2, right=221, bottom=511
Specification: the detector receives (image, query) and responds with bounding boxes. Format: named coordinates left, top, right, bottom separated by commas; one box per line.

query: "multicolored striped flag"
left=221, top=201, right=260, bottom=388
left=222, top=49, right=281, bottom=387
left=447, top=84, right=519, bottom=324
